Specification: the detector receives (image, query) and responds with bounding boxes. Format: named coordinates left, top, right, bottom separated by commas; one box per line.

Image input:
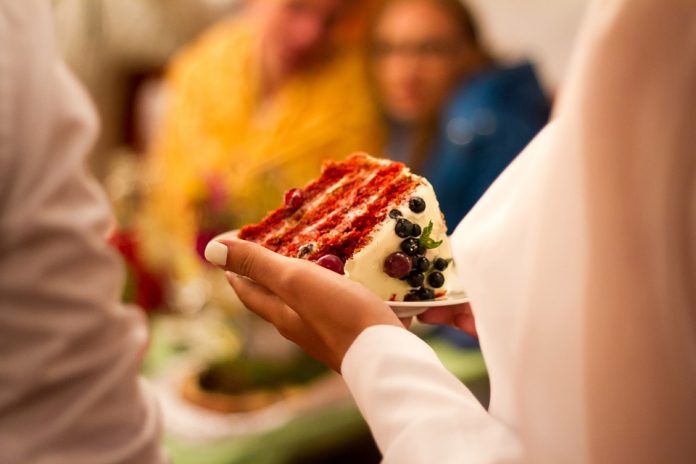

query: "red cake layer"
left=239, top=154, right=419, bottom=262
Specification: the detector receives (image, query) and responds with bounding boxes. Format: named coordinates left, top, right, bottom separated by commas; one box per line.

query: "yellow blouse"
left=138, top=18, right=384, bottom=281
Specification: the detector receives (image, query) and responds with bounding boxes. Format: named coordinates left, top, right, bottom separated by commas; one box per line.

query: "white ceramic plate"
left=387, top=291, right=469, bottom=318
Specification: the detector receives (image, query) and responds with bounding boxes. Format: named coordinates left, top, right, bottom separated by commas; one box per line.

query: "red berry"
left=284, top=188, right=305, bottom=211
left=316, top=254, right=345, bottom=275
left=383, top=252, right=411, bottom=278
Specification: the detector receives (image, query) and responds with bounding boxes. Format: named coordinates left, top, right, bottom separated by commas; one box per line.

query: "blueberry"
left=404, top=291, right=420, bottom=302
left=434, top=257, right=449, bottom=271
left=428, top=271, right=445, bottom=288
left=415, top=257, right=430, bottom=272
left=409, top=197, right=426, bottom=213
left=389, top=209, right=402, bottom=219
left=406, top=272, right=425, bottom=288
left=410, top=224, right=422, bottom=237
left=383, top=252, right=412, bottom=278
left=395, top=218, right=414, bottom=238
left=400, top=238, right=420, bottom=256
left=416, top=243, right=426, bottom=255
left=417, top=287, right=436, bottom=300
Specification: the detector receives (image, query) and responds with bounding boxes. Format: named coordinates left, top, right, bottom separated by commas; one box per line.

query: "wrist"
left=339, top=323, right=406, bottom=373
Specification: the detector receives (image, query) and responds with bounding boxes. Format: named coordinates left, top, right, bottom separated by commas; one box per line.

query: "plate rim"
left=386, top=292, right=468, bottom=308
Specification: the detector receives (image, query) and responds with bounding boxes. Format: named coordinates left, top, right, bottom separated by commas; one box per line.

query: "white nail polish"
left=204, top=241, right=228, bottom=267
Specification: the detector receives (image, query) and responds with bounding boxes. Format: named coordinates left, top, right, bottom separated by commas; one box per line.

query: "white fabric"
left=342, top=325, right=521, bottom=464
left=0, top=1, right=165, bottom=463
left=342, top=1, right=696, bottom=462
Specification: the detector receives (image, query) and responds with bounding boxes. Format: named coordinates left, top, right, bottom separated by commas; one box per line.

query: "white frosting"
left=344, top=179, right=457, bottom=301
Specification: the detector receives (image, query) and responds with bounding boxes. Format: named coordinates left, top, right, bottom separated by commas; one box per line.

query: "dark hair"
left=367, top=0, right=486, bottom=51
left=432, top=0, right=482, bottom=48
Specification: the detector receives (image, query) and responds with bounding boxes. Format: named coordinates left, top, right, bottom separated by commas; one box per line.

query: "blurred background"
left=52, top=0, right=586, bottom=180
left=51, top=1, right=588, bottom=462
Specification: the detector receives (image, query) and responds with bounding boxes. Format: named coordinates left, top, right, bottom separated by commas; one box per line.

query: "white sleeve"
left=552, top=0, right=696, bottom=460
left=0, top=2, right=165, bottom=463
left=342, top=1, right=696, bottom=463
left=342, top=326, right=522, bottom=463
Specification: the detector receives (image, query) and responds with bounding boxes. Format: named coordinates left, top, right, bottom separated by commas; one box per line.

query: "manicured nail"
left=204, top=241, right=228, bottom=267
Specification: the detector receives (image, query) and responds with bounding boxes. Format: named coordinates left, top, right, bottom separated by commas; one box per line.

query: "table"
left=146, top=317, right=488, bottom=464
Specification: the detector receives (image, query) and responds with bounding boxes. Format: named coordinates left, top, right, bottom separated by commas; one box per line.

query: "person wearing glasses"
left=369, top=0, right=550, bottom=229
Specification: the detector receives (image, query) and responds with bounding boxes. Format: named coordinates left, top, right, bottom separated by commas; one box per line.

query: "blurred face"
left=371, top=0, right=473, bottom=124
left=256, top=0, right=345, bottom=75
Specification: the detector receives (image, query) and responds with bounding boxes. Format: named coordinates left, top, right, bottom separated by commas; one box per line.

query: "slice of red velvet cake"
left=238, top=153, right=455, bottom=302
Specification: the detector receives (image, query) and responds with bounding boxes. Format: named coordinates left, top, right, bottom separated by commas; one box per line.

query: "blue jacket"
left=422, top=62, right=550, bottom=230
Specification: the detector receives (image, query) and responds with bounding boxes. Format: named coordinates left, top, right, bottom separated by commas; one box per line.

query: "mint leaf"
left=419, top=221, right=443, bottom=249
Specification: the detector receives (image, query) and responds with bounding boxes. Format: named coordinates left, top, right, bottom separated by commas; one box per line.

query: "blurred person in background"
left=0, top=1, right=164, bottom=462
left=369, top=0, right=550, bottom=228
left=137, top=0, right=384, bottom=291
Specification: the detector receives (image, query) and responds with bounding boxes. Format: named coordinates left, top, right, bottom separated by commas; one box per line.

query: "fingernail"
left=204, top=240, right=228, bottom=267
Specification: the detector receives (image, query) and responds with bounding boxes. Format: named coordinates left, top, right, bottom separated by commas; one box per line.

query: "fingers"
left=219, top=238, right=287, bottom=281
left=454, top=312, right=477, bottom=338
left=226, top=272, right=300, bottom=334
left=212, top=238, right=306, bottom=301
left=209, top=237, right=379, bottom=320
left=417, top=303, right=477, bottom=338
left=417, top=303, right=469, bottom=325
left=227, top=272, right=340, bottom=370
left=417, top=306, right=457, bottom=325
